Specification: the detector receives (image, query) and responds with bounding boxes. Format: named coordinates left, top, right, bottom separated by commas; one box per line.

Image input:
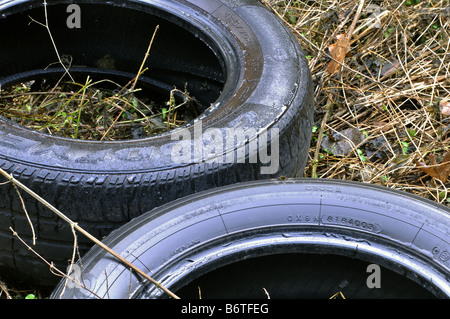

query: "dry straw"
left=266, top=0, right=450, bottom=206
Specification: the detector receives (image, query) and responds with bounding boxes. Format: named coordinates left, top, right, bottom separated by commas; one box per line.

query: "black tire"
left=51, top=179, right=450, bottom=299
left=0, top=0, right=313, bottom=287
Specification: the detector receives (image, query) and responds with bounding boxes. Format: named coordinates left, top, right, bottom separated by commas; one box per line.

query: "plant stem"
left=311, top=97, right=332, bottom=178
left=29, top=0, right=75, bottom=83
left=131, top=25, right=160, bottom=92
left=100, top=25, right=160, bottom=141
left=0, top=168, right=180, bottom=299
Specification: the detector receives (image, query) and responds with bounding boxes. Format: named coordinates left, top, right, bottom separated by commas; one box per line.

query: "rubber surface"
left=51, top=179, right=450, bottom=299
left=0, top=0, right=313, bottom=286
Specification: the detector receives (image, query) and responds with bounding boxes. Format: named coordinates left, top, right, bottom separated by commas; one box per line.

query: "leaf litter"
left=266, top=0, right=450, bottom=206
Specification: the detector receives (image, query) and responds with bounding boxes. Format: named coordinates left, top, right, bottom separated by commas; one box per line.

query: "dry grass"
left=0, top=80, right=196, bottom=140
left=265, top=0, right=450, bottom=206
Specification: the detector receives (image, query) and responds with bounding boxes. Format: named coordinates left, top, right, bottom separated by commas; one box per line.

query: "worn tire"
left=51, top=179, right=450, bottom=299
left=0, top=0, right=313, bottom=287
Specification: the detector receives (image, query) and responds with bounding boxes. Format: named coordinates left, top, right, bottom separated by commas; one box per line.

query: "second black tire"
left=51, top=179, right=450, bottom=299
left=0, top=0, right=313, bottom=287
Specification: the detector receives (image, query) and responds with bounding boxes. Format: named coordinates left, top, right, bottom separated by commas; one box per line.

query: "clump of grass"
left=266, top=0, right=450, bottom=206
left=0, top=19, right=197, bottom=141
left=0, top=78, right=198, bottom=141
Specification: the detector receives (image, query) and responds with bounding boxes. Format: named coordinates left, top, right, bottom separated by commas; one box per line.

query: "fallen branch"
left=9, top=226, right=101, bottom=298
left=0, top=168, right=180, bottom=299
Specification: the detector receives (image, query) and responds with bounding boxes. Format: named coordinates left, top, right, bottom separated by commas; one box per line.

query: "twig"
left=8, top=226, right=65, bottom=278
left=9, top=180, right=37, bottom=245
left=100, top=25, right=159, bottom=141
left=311, top=96, right=333, bottom=178
left=0, top=279, right=12, bottom=299
left=29, top=1, right=75, bottom=83
left=59, top=222, right=80, bottom=297
left=9, top=226, right=101, bottom=298
left=131, top=25, right=160, bottom=92
left=263, top=287, right=271, bottom=299
left=0, top=168, right=180, bottom=299
left=346, top=0, right=365, bottom=40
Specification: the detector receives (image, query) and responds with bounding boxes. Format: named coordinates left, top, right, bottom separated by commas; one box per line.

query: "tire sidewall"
left=0, top=0, right=313, bottom=288
left=54, top=179, right=450, bottom=299
left=0, top=0, right=313, bottom=175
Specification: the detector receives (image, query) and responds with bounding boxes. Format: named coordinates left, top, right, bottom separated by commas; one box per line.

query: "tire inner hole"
left=0, top=2, right=226, bottom=140
left=175, top=253, right=436, bottom=299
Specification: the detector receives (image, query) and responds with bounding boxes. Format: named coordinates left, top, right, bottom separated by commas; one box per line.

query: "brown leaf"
left=328, top=34, right=351, bottom=74
left=380, top=59, right=400, bottom=77
left=415, top=152, right=450, bottom=183
left=373, top=121, right=392, bottom=132
left=440, top=100, right=450, bottom=116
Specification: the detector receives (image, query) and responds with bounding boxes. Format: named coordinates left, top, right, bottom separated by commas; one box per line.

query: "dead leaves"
left=416, top=152, right=450, bottom=183
left=327, top=0, right=365, bottom=74
left=440, top=100, right=450, bottom=116
left=327, top=34, right=351, bottom=74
